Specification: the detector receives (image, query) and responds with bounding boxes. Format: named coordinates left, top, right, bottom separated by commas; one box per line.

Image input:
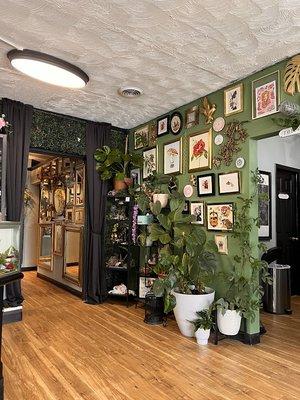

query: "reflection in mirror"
left=63, top=226, right=82, bottom=285
left=40, top=181, right=52, bottom=222
left=54, top=186, right=66, bottom=216
left=38, top=224, right=52, bottom=270
left=75, top=166, right=85, bottom=206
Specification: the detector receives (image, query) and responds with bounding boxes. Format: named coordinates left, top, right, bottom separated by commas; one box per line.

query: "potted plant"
left=150, top=193, right=217, bottom=337
left=189, top=308, right=214, bottom=345
left=94, top=145, right=143, bottom=191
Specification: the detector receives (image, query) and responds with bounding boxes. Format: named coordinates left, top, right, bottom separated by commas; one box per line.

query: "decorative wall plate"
left=214, top=134, right=224, bottom=146
left=183, top=184, right=193, bottom=198
left=235, top=157, right=245, bottom=169
left=170, top=112, right=183, bottom=135
left=213, top=117, right=225, bottom=132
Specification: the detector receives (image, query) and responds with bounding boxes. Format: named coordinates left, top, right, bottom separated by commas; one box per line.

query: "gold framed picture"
left=163, top=138, right=182, bottom=175
left=188, top=129, right=212, bottom=172
left=252, top=71, right=280, bottom=119
left=134, top=125, right=149, bottom=149
left=185, top=105, right=199, bottom=129
left=224, top=83, right=243, bottom=116
left=142, top=147, right=157, bottom=179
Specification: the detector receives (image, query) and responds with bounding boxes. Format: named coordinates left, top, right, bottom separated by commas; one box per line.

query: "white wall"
left=257, top=134, right=300, bottom=248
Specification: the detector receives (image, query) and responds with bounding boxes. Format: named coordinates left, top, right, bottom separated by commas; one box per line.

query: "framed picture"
left=74, top=207, right=84, bottom=225
left=163, top=139, right=182, bottom=175
left=188, top=129, right=212, bottom=172
left=148, top=123, right=157, bottom=146
left=134, top=125, right=149, bottom=149
left=197, top=174, right=215, bottom=196
left=207, top=203, right=234, bottom=231
left=139, top=277, right=156, bottom=299
left=182, top=200, right=189, bottom=214
left=258, top=170, right=272, bottom=240
left=53, top=221, right=64, bottom=256
left=130, top=168, right=141, bottom=187
left=157, top=116, right=169, bottom=136
left=143, top=147, right=157, bottom=179
left=185, top=105, right=199, bottom=129
left=170, top=111, right=183, bottom=135
left=190, top=202, right=205, bottom=225
left=252, top=71, right=280, bottom=119
left=215, top=235, right=228, bottom=255
left=218, top=171, right=241, bottom=194
left=224, top=83, right=243, bottom=116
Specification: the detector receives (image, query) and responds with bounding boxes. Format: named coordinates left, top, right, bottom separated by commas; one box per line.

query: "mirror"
left=53, top=222, right=64, bottom=256
left=38, top=224, right=52, bottom=270
left=63, top=225, right=82, bottom=285
left=54, top=187, right=66, bottom=216
left=75, top=166, right=85, bottom=206
left=40, top=182, right=52, bottom=222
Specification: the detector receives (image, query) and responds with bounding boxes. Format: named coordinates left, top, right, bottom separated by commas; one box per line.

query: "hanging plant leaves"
left=284, top=55, right=300, bottom=96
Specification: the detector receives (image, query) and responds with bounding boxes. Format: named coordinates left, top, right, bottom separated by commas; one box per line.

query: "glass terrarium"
left=0, top=221, right=21, bottom=278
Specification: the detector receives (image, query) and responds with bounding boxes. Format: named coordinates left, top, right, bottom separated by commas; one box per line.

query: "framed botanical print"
left=170, top=111, right=183, bottom=135
left=185, top=105, right=199, bottom=129
left=215, top=234, right=228, bottom=255
left=163, top=139, right=182, bottom=175
left=224, top=83, right=243, bottom=116
left=157, top=116, right=169, bottom=136
left=218, top=172, right=240, bottom=194
left=207, top=203, right=234, bottom=231
left=134, top=125, right=149, bottom=149
left=197, top=174, right=215, bottom=196
left=252, top=71, right=280, bottom=119
left=258, top=170, right=272, bottom=240
left=190, top=202, right=205, bottom=225
left=143, top=147, right=157, bottom=179
left=188, top=129, right=212, bottom=172
left=148, top=123, right=157, bottom=146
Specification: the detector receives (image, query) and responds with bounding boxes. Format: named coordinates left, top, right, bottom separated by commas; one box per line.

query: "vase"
left=195, top=328, right=211, bottom=345
left=153, top=193, right=169, bottom=208
left=217, top=309, right=242, bottom=335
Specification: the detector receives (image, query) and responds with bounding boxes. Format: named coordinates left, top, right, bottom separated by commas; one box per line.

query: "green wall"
left=130, top=56, right=300, bottom=335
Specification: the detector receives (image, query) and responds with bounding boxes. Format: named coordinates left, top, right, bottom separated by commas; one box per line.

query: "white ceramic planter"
left=217, top=309, right=242, bottom=335
left=153, top=193, right=169, bottom=208
left=195, top=328, right=210, bottom=345
left=173, top=288, right=215, bottom=337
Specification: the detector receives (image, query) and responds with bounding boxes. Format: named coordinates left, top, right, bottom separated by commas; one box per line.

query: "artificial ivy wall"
left=130, top=55, right=300, bottom=335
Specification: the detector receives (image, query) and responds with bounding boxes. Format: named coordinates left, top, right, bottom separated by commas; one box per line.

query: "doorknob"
left=289, top=237, right=299, bottom=241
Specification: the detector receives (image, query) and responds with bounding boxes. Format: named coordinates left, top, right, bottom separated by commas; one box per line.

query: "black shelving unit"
left=104, top=194, right=139, bottom=307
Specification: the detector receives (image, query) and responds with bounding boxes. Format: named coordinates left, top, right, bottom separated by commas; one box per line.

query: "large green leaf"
left=153, top=279, right=165, bottom=297
left=157, top=214, right=171, bottom=231
left=150, top=201, right=162, bottom=216
left=159, top=233, right=172, bottom=245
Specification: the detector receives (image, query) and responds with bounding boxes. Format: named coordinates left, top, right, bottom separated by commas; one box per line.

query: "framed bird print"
left=224, top=83, right=243, bottom=116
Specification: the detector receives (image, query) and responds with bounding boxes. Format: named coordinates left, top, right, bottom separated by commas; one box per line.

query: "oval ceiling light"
left=7, top=49, right=89, bottom=89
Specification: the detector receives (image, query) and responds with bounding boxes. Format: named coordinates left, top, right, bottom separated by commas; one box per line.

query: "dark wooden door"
left=276, top=165, right=300, bottom=295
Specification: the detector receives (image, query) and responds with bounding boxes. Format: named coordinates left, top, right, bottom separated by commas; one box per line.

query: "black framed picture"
left=197, top=174, right=215, bottom=196
left=190, top=202, right=205, bottom=225
left=170, top=111, right=183, bottom=135
left=157, top=115, right=169, bottom=136
left=207, top=203, right=234, bottom=231
left=218, top=171, right=241, bottom=195
left=258, top=170, right=272, bottom=240
left=182, top=200, right=190, bottom=214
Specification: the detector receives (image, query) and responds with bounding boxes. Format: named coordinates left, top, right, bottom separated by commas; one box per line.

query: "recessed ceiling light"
left=7, top=49, right=89, bottom=89
left=118, top=86, right=143, bottom=98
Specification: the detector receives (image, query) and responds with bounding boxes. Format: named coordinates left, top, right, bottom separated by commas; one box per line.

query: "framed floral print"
left=188, top=129, right=212, bottom=172
left=170, top=111, right=183, bottom=135
left=134, top=125, right=149, bottom=149
left=197, top=174, right=215, bottom=196
left=157, top=115, right=169, bottom=136
left=252, top=71, right=280, bottom=119
left=143, top=147, right=157, bottom=179
left=218, top=171, right=240, bottom=194
left=215, top=234, right=228, bottom=254
left=224, top=83, right=243, bottom=116
left=163, top=139, right=182, bottom=175
left=207, top=203, right=234, bottom=231
left=185, top=105, right=199, bottom=129
left=190, top=202, right=205, bottom=225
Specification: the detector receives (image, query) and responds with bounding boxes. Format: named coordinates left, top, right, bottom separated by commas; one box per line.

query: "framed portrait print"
left=163, top=139, right=182, bottom=175
left=207, top=203, right=234, bottom=231
left=197, top=174, right=215, bottom=196
left=190, top=202, right=205, bottom=225
left=157, top=116, right=169, bottom=136
left=252, top=71, right=280, bottom=119
left=218, top=172, right=240, bottom=194
left=170, top=111, right=183, bottom=135
left=188, top=129, right=212, bottom=172
left=185, top=105, right=199, bottom=129
left=215, top=235, right=228, bottom=255
left=224, top=83, right=243, bottom=116
left=134, top=125, right=149, bottom=150
left=258, top=170, right=271, bottom=240
left=143, top=147, right=157, bottom=179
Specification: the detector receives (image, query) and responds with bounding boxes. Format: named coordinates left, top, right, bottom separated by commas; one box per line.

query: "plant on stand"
left=189, top=308, right=214, bottom=345
left=150, top=193, right=217, bottom=337
left=215, top=170, right=271, bottom=335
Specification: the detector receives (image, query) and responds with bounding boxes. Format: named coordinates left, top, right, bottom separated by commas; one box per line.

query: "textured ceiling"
left=0, top=0, right=299, bottom=129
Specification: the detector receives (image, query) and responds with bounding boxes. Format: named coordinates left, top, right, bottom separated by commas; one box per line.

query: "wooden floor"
left=3, top=272, right=300, bottom=400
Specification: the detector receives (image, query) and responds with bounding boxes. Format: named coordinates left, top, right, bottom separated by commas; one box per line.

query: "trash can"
left=263, top=263, right=292, bottom=314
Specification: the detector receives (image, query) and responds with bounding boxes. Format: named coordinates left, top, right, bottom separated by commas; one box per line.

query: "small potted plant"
left=189, top=308, right=214, bottom=345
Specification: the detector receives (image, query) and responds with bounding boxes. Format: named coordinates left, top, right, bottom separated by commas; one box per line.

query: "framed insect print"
left=215, top=234, right=228, bottom=255
left=252, top=71, right=280, bottom=119
left=170, top=111, right=183, bottom=135
left=224, top=83, right=243, bottom=116
left=207, top=203, right=234, bottom=231
left=197, top=174, right=215, bottom=196
left=188, top=129, right=212, bottom=172
left=163, top=138, right=182, bottom=175
left=134, top=125, right=149, bottom=150
left=218, top=172, right=240, bottom=195
left=185, top=105, right=199, bottom=129
left=190, top=202, right=205, bottom=225
left=143, top=147, right=157, bottom=179
left=157, top=115, right=169, bottom=136
left=258, top=170, right=272, bottom=240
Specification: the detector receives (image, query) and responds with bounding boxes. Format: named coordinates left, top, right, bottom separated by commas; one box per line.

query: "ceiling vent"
left=118, top=86, right=143, bottom=98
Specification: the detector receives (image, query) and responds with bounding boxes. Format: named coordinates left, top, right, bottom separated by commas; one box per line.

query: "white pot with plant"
left=215, top=298, right=242, bottom=335
left=152, top=193, right=169, bottom=208
left=189, top=309, right=214, bottom=345
left=150, top=195, right=217, bottom=337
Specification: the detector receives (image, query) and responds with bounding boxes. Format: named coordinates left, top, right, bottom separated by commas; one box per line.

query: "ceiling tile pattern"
left=0, top=0, right=299, bottom=128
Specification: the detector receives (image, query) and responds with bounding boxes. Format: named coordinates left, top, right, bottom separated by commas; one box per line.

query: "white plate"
left=183, top=184, right=193, bottom=198
left=214, top=134, right=224, bottom=146
left=235, top=157, right=245, bottom=169
left=213, top=117, right=225, bottom=132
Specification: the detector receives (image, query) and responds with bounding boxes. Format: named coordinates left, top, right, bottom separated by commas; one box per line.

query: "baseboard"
left=3, top=306, right=22, bottom=324
left=37, top=273, right=83, bottom=299
left=21, top=265, right=37, bottom=271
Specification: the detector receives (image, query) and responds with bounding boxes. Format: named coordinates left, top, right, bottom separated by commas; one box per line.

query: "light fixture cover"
left=7, top=49, right=89, bottom=89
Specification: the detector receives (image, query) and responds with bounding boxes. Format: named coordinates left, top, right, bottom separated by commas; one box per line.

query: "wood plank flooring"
left=3, top=271, right=300, bottom=400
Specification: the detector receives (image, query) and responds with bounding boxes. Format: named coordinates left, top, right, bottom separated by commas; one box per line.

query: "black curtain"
left=2, top=98, right=33, bottom=307
left=84, top=122, right=110, bottom=304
